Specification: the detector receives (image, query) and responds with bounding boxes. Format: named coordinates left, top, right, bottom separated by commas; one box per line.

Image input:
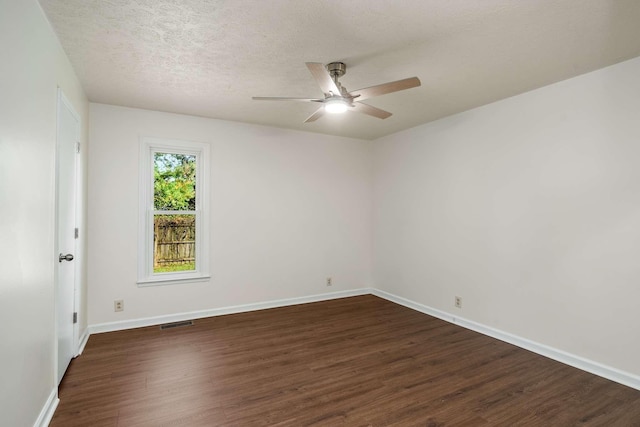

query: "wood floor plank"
left=51, top=295, right=640, bottom=426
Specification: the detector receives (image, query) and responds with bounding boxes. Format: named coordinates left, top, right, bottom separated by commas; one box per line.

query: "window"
left=138, top=137, right=210, bottom=286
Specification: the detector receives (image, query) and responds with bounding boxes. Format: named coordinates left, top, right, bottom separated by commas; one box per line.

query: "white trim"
left=137, top=274, right=211, bottom=287
left=76, top=328, right=90, bottom=356
left=33, top=388, right=58, bottom=427
left=138, top=136, right=210, bottom=286
left=88, top=288, right=373, bottom=334
left=371, top=288, right=640, bottom=391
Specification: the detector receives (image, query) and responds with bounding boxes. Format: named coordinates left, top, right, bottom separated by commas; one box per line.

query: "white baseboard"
left=83, top=287, right=639, bottom=391
left=88, top=288, right=373, bottom=334
left=76, top=328, right=90, bottom=356
left=33, top=388, right=58, bottom=427
left=371, top=288, right=640, bottom=391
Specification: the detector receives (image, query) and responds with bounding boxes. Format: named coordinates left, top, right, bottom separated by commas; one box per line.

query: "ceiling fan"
left=252, top=62, right=421, bottom=123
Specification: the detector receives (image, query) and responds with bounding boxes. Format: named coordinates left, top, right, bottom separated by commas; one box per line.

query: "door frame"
left=54, top=88, right=81, bottom=385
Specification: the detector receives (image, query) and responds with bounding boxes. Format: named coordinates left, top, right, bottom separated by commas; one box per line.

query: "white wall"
left=88, top=104, right=372, bottom=324
left=0, top=0, right=89, bottom=425
left=1, top=3, right=634, bottom=424
left=374, top=56, right=640, bottom=376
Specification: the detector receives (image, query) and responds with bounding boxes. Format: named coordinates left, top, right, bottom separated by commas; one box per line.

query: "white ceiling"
left=39, top=0, right=640, bottom=140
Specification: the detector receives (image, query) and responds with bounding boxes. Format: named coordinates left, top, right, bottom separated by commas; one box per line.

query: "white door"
left=56, top=90, right=80, bottom=384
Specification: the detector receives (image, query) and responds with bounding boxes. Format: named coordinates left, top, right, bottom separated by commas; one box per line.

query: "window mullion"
left=154, top=210, right=196, bottom=215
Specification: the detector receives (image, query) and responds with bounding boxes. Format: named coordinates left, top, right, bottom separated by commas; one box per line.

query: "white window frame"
left=137, top=136, right=210, bottom=286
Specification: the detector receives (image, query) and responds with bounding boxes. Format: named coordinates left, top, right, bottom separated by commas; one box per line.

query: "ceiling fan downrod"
left=327, top=62, right=347, bottom=97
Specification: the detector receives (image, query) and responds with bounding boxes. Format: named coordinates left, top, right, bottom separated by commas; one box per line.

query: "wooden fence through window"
left=154, top=215, right=195, bottom=267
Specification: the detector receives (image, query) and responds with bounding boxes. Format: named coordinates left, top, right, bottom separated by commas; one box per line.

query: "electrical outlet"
left=454, top=296, right=462, bottom=308
left=114, top=299, right=124, bottom=312
left=326, top=277, right=332, bottom=286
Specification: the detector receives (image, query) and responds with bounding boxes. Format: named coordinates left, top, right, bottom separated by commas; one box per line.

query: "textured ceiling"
left=39, top=0, right=640, bottom=140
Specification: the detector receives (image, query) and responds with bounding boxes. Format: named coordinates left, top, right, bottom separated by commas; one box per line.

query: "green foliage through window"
left=153, top=153, right=197, bottom=273
left=154, top=153, right=196, bottom=210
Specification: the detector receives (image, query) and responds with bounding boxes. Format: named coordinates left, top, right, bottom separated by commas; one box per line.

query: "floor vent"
left=160, top=320, right=194, bottom=330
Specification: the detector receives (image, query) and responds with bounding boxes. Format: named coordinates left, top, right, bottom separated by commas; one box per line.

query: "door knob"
left=59, top=253, right=74, bottom=262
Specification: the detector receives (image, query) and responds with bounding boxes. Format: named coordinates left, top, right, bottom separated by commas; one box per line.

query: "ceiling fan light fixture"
left=252, top=62, right=421, bottom=123
left=324, top=98, right=348, bottom=114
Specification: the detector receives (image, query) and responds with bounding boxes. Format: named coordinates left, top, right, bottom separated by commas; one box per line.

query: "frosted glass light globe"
left=325, top=98, right=348, bottom=114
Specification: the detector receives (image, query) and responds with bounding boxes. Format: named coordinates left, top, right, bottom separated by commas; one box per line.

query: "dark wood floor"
left=52, top=295, right=640, bottom=426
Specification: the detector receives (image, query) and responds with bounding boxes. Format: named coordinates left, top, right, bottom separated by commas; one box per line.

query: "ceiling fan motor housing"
left=327, top=62, right=346, bottom=78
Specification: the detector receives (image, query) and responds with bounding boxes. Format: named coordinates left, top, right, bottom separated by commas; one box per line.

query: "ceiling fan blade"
left=351, top=102, right=392, bottom=119
left=304, top=106, right=326, bottom=123
left=350, top=77, right=421, bottom=101
left=306, top=62, right=341, bottom=96
left=252, top=97, right=323, bottom=102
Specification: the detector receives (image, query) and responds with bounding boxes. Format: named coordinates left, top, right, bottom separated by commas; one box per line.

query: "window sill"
left=137, top=274, right=211, bottom=287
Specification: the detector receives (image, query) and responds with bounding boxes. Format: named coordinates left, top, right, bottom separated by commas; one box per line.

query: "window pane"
left=154, top=152, right=196, bottom=211
left=153, top=214, right=196, bottom=273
